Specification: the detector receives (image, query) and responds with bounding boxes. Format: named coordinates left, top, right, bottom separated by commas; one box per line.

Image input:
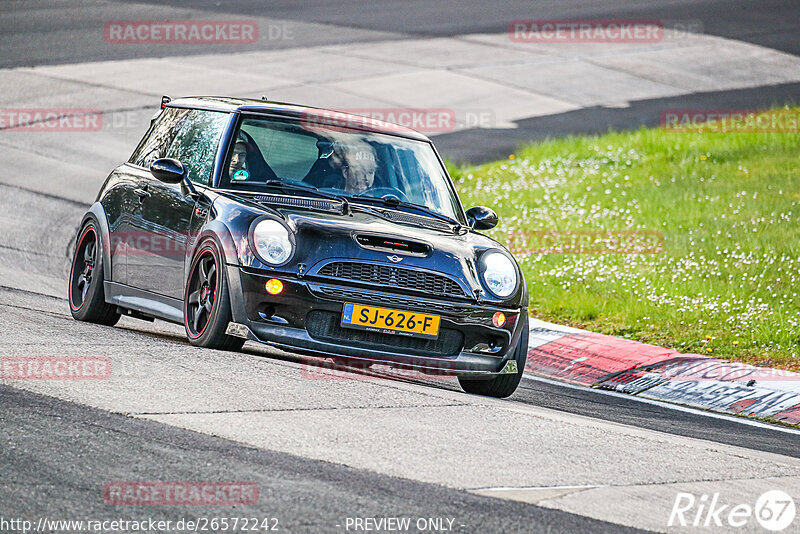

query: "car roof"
left=168, top=96, right=432, bottom=142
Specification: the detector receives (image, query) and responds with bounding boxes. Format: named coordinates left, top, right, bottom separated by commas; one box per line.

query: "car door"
left=123, top=107, right=190, bottom=293
left=130, top=109, right=230, bottom=299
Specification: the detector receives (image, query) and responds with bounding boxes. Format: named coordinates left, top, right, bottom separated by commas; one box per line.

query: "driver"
left=228, top=140, right=249, bottom=180
left=341, top=145, right=377, bottom=193
left=303, top=139, right=377, bottom=193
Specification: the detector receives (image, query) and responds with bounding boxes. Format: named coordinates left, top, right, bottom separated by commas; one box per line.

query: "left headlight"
left=251, top=219, right=294, bottom=265
left=481, top=251, right=518, bottom=298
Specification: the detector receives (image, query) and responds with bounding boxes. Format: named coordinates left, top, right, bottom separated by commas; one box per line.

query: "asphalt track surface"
left=3, top=1, right=800, bottom=163
left=3, top=0, right=799, bottom=67
left=1, top=384, right=637, bottom=533
left=2, top=1, right=800, bottom=532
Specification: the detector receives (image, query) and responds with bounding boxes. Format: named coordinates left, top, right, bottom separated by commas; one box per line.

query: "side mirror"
left=466, top=206, right=498, bottom=230
left=150, top=158, right=199, bottom=198
left=150, top=158, right=185, bottom=184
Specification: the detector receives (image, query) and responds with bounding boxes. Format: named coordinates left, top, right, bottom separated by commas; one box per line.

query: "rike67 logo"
left=669, top=490, right=796, bottom=531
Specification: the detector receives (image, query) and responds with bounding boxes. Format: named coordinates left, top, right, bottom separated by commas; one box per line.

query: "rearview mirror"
left=466, top=206, right=498, bottom=230
left=150, top=158, right=185, bottom=184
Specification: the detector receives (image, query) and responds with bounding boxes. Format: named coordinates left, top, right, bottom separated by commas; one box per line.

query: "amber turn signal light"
left=265, top=279, right=284, bottom=295
left=492, top=311, right=506, bottom=327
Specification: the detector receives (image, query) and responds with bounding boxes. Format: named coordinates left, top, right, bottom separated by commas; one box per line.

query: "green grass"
left=449, top=107, right=800, bottom=370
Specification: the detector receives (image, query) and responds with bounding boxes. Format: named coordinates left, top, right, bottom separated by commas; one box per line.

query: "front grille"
left=318, top=262, right=466, bottom=298
left=306, top=310, right=463, bottom=357
left=313, top=286, right=474, bottom=315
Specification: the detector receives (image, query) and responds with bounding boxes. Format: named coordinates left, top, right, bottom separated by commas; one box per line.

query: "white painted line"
left=529, top=318, right=587, bottom=335
left=471, top=484, right=601, bottom=492
left=523, top=374, right=800, bottom=436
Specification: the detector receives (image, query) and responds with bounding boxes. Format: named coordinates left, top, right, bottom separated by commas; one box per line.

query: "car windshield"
left=219, top=115, right=464, bottom=222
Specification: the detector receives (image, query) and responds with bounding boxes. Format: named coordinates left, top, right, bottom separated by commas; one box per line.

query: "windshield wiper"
left=262, top=180, right=350, bottom=213
left=263, top=180, right=343, bottom=201
left=350, top=195, right=462, bottom=229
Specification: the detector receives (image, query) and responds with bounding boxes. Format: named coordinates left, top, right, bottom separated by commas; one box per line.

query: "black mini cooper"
left=69, top=97, right=529, bottom=397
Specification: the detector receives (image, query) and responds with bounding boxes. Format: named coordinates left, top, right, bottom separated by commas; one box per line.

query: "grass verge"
left=450, top=107, right=800, bottom=371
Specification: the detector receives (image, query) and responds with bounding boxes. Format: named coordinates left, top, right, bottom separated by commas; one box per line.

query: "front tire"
left=184, top=239, right=245, bottom=351
left=68, top=221, right=120, bottom=326
left=458, top=314, right=528, bottom=398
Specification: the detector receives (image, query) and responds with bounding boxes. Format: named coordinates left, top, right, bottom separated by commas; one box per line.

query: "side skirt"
left=104, top=281, right=184, bottom=325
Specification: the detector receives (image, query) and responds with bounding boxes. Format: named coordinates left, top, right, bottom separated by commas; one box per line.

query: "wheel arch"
left=185, top=220, right=240, bottom=278
left=185, top=220, right=248, bottom=324
left=79, top=203, right=113, bottom=282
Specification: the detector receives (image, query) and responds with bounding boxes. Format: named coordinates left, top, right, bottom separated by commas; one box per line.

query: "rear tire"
left=458, top=314, right=528, bottom=398
left=184, top=239, right=245, bottom=351
left=68, top=221, right=120, bottom=326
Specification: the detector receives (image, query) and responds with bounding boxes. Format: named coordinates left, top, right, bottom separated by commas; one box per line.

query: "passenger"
left=303, top=140, right=346, bottom=189
left=228, top=140, right=249, bottom=180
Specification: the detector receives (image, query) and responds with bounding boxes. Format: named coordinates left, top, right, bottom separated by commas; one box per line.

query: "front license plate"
left=341, top=303, right=440, bottom=339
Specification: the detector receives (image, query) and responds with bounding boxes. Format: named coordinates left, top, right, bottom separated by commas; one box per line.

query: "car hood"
left=211, top=191, right=525, bottom=306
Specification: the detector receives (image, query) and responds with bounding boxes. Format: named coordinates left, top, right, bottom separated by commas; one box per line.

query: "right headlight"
left=251, top=219, right=294, bottom=265
left=481, top=251, right=518, bottom=298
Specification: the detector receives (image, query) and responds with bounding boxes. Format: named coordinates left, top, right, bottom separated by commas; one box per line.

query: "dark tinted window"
left=241, top=119, right=319, bottom=179
left=219, top=116, right=462, bottom=221
left=129, top=107, right=190, bottom=168
left=165, top=109, right=230, bottom=186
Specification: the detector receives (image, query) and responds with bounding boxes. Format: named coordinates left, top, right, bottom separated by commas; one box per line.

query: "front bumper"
left=226, top=265, right=526, bottom=377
